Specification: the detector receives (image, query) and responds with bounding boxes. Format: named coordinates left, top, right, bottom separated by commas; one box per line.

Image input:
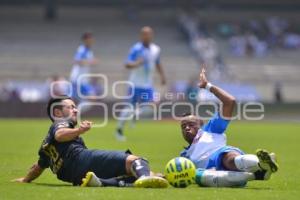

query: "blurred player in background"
left=179, top=68, right=278, bottom=187
left=115, top=26, right=166, bottom=141
left=70, top=32, right=99, bottom=101
left=13, top=96, right=168, bottom=188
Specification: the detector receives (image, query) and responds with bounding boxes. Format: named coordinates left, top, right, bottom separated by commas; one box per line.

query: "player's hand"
left=11, top=177, right=28, bottom=183
left=136, top=57, right=144, bottom=66
left=198, top=67, right=208, bottom=88
left=90, top=58, right=99, bottom=65
left=78, top=120, right=92, bottom=134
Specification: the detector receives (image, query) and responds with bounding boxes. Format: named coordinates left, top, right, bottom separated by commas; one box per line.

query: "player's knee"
left=126, top=155, right=139, bottom=163
left=125, top=155, right=140, bottom=174
left=222, top=152, right=240, bottom=171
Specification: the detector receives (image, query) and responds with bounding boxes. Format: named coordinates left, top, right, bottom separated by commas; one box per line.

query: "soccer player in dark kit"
left=13, top=96, right=168, bottom=188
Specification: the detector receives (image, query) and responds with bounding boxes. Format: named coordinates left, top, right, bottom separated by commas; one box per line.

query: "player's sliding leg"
left=233, top=154, right=261, bottom=172
left=196, top=149, right=279, bottom=187
left=195, top=169, right=255, bottom=187
left=81, top=172, right=135, bottom=187
left=233, top=150, right=278, bottom=180
left=81, top=155, right=168, bottom=188
left=129, top=158, right=168, bottom=188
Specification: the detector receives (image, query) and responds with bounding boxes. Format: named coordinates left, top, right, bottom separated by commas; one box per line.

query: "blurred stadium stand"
left=0, top=6, right=198, bottom=100
left=0, top=0, right=300, bottom=106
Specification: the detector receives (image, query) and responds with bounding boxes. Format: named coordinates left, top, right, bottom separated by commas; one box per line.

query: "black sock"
left=99, top=177, right=119, bottom=187
left=130, top=158, right=150, bottom=178
left=99, top=176, right=136, bottom=187
left=254, top=170, right=267, bottom=180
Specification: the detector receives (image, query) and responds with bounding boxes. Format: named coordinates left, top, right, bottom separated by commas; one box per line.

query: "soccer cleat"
left=255, top=149, right=279, bottom=180
left=134, top=176, right=168, bottom=188
left=115, top=128, right=126, bottom=141
left=256, top=149, right=278, bottom=172
left=81, top=172, right=103, bottom=187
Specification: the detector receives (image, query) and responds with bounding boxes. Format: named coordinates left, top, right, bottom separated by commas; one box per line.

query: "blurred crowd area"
left=1, top=6, right=299, bottom=103
left=178, top=12, right=300, bottom=57
left=178, top=12, right=300, bottom=77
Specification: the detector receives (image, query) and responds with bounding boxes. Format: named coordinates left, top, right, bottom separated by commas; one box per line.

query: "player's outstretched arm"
left=55, top=120, right=92, bottom=142
left=198, top=68, right=236, bottom=119
left=12, top=163, right=45, bottom=183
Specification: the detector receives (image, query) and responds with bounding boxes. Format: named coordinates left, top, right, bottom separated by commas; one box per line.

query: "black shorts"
left=71, top=149, right=130, bottom=185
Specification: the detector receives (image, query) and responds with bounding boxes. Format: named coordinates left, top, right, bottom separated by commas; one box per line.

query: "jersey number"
left=44, top=144, right=63, bottom=173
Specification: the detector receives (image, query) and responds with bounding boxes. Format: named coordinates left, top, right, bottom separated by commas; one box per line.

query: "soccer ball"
left=164, top=157, right=196, bottom=188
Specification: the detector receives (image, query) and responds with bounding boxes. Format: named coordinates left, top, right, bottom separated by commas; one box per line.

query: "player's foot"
left=115, top=128, right=126, bottom=141
left=134, top=176, right=168, bottom=188
left=150, top=172, right=165, bottom=178
left=255, top=149, right=279, bottom=180
left=81, top=172, right=103, bottom=187
left=257, top=149, right=278, bottom=172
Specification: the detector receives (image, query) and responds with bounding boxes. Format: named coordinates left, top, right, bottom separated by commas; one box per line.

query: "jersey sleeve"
left=126, top=45, right=140, bottom=63
left=74, top=46, right=86, bottom=61
left=53, top=121, right=72, bottom=133
left=202, top=112, right=230, bottom=134
left=51, top=121, right=73, bottom=141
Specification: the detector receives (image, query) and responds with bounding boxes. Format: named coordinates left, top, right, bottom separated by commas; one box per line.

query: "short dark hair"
left=47, top=96, right=72, bottom=122
left=81, top=32, right=93, bottom=40
left=181, top=112, right=192, bottom=117
left=181, top=112, right=204, bottom=126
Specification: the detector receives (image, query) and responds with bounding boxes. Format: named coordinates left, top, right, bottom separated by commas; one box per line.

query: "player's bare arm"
left=199, top=68, right=236, bottom=119
left=55, top=120, right=92, bottom=142
left=125, top=57, right=144, bottom=69
left=12, top=163, right=44, bottom=183
left=76, top=58, right=98, bottom=66
left=156, top=63, right=166, bottom=85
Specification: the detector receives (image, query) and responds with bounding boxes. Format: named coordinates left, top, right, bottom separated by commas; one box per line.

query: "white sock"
left=234, top=154, right=260, bottom=172
left=196, top=169, right=255, bottom=187
left=117, top=106, right=135, bottom=130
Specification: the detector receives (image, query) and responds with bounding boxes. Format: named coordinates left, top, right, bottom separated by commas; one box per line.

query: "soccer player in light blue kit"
left=70, top=32, right=99, bottom=100
left=179, top=68, right=279, bottom=187
left=115, top=26, right=166, bottom=141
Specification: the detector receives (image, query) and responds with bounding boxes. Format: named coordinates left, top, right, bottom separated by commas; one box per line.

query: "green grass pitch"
left=0, top=119, right=299, bottom=200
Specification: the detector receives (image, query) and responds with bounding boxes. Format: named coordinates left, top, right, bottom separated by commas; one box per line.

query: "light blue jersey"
left=74, top=45, right=94, bottom=62
left=70, top=45, right=94, bottom=84
left=181, top=112, right=243, bottom=170
left=126, top=42, right=160, bottom=88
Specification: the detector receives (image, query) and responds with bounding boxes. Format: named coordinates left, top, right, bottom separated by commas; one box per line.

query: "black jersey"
left=37, top=120, right=87, bottom=177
